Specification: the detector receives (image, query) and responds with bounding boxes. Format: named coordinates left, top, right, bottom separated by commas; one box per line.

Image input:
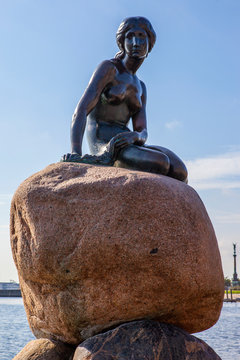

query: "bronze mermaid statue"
left=62, top=16, right=188, bottom=183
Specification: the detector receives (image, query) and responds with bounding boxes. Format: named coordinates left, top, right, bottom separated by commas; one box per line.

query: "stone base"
left=13, top=321, right=221, bottom=360
left=73, top=320, right=221, bottom=360
left=10, top=163, right=224, bottom=344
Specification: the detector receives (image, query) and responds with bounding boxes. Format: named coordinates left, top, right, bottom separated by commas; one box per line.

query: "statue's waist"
left=96, top=119, right=130, bottom=130
left=87, top=118, right=130, bottom=147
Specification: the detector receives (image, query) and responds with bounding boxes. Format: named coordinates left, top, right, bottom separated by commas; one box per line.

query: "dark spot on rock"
left=150, top=248, right=158, bottom=254
left=66, top=269, right=70, bottom=273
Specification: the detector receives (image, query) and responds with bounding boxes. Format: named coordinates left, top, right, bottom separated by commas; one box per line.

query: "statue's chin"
left=130, top=53, right=147, bottom=59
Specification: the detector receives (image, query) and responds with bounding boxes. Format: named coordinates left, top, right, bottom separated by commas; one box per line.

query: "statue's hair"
left=115, top=16, right=156, bottom=59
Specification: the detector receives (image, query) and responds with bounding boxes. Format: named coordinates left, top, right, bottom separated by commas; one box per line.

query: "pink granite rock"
left=10, top=162, right=224, bottom=344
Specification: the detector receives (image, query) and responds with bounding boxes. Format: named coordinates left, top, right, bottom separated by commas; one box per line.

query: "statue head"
left=115, top=17, right=156, bottom=60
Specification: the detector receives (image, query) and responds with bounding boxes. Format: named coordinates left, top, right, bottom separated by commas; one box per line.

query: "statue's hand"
left=61, top=153, right=82, bottom=162
left=111, top=132, right=139, bottom=150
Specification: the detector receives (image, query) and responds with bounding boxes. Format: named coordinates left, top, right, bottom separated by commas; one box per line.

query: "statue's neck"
left=121, top=55, right=145, bottom=75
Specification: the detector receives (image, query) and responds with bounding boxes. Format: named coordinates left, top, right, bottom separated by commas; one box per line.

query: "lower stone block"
left=73, top=320, right=221, bottom=360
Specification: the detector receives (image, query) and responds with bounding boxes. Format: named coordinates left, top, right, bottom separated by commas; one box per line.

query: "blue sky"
left=0, top=0, right=239, bottom=281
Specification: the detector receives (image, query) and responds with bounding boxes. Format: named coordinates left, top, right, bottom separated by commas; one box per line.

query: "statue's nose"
left=132, top=36, right=140, bottom=46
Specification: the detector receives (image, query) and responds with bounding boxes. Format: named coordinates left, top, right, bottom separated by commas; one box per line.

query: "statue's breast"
left=101, top=72, right=142, bottom=113
left=125, top=83, right=142, bottom=112
left=101, top=84, right=126, bottom=105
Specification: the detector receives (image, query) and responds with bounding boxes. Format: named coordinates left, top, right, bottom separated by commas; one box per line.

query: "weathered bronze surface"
left=62, top=17, right=187, bottom=182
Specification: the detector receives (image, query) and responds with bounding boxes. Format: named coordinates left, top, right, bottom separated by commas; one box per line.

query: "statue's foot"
left=60, top=152, right=114, bottom=166
left=61, top=153, right=83, bottom=162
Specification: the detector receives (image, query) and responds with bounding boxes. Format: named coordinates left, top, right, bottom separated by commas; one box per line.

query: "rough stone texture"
left=73, top=320, right=222, bottom=360
left=12, top=338, right=75, bottom=360
left=10, top=162, right=224, bottom=344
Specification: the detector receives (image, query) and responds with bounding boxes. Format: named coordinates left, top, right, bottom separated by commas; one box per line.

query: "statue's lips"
left=130, top=48, right=144, bottom=57
left=132, top=48, right=141, bottom=53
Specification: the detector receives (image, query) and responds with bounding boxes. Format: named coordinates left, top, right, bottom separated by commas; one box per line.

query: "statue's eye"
left=126, top=32, right=133, bottom=39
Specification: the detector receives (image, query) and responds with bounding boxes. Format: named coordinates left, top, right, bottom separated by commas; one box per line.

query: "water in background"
left=0, top=298, right=239, bottom=360
left=0, top=298, right=34, bottom=360
left=195, top=302, right=240, bottom=359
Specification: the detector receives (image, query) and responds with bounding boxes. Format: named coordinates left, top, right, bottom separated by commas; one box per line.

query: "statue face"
left=124, top=26, right=149, bottom=59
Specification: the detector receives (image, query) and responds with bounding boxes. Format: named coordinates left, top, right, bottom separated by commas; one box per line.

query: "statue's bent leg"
left=144, top=145, right=188, bottom=183
left=114, top=145, right=170, bottom=175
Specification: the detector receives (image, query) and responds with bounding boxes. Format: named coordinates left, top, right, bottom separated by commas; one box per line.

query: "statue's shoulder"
left=90, top=60, right=117, bottom=82
left=93, top=59, right=118, bottom=79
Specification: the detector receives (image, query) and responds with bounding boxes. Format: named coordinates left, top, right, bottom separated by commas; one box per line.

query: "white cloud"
left=165, top=120, right=181, bottom=130
left=214, top=212, right=240, bottom=224
left=189, top=180, right=240, bottom=190
left=186, top=151, right=240, bottom=190
left=225, top=145, right=240, bottom=152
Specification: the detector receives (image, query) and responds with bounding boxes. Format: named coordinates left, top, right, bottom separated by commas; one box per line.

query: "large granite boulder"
left=10, top=163, right=224, bottom=344
left=73, top=320, right=221, bottom=360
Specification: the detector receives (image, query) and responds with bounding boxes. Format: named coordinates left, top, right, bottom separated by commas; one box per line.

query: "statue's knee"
left=157, top=153, right=170, bottom=175
left=179, top=168, right=188, bottom=183
left=170, top=164, right=188, bottom=182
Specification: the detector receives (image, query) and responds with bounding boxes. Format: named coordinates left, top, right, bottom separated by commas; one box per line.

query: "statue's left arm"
left=132, top=80, right=148, bottom=145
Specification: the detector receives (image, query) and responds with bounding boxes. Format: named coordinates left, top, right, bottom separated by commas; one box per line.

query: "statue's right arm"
left=71, top=61, right=116, bottom=155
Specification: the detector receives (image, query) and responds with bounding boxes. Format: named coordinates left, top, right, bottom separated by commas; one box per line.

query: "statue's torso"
left=87, top=59, right=143, bottom=154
